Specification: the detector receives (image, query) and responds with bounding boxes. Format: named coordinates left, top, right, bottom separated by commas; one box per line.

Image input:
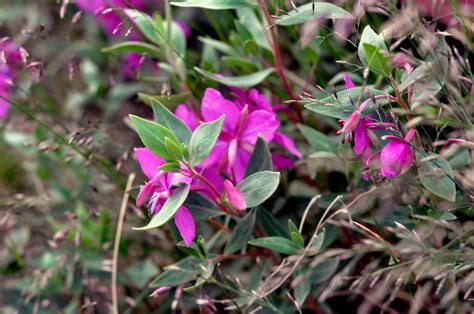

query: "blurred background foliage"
left=0, top=0, right=473, bottom=313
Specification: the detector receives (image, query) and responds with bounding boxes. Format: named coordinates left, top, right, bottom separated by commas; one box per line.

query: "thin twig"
left=112, top=173, right=135, bottom=314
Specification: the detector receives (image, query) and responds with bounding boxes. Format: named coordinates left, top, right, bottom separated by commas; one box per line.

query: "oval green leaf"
left=237, top=171, right=280, bottom=207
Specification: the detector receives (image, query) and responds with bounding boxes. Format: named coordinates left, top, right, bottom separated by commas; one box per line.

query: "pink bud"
left=224, top=180, right=247, bottom=211
left=341, top=112, right=360, bottom=134
left=136, top=180, right=155, bottom=207
left=150, top=286, right=170, bottom=298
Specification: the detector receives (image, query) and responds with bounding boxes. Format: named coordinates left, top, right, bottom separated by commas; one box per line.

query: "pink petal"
left=272, top=153, right=294, bottom=169
left=134, top=147, right=165, bottom=180
left=175, top=104, right=199, bottom=131
left=224, top=180, right=247, bottom=211
left=199, top=140, right=229, bottom=169
left=241, top=110, right=279, bottom=144
left=248, top=89, right=273, bottom=111
left=232, top=148, right=250, bottom=183
left=343, top=73, right=356, bottom=89
left=201, top=88, right=240, bottom=133
left=274, top=132, right=302, bottom=158
left=353, top=121, right=370, bottom=156
left=380, top=142, right=414, bottom=178
left=136, top=180, right=156, bottom=207
left=174, top=206, right=195, bottom=246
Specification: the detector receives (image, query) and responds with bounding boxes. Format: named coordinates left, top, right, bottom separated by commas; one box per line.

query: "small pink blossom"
left=134, top=147, right=195, bottom=246
left=380, top=129, right=416, bottom=178
left=224, top=180, right=246, bottom=211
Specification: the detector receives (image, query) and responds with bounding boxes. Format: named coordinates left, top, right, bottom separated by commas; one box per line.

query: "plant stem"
left=258, top=0, right=304, bottom=123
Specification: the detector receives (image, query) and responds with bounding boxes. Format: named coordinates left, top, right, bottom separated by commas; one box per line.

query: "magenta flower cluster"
left=75, top=0, right=190, bottom=78
left=134, top=88, right=301, bottom=245
left=340, top=74, right=416, bottom=179
left=0, top=38, right=26, bottom=119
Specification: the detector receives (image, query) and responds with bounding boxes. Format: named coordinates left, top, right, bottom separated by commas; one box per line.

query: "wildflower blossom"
left=224, top=180, right=246, bottom=211
left=177, top=88, right=280, bottom=183
left=134, top=147, right=195, bottom=246
left=380, top=129, right=416, bottom=178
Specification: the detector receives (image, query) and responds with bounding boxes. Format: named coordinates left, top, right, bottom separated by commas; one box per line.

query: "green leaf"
left=275, top=2, right=352, bottom=26
left=310, top=258, right=339, bottom=284
left=298, top=124, right=337, bottom=153
left=427, top=208, right=457, bottom=221
left=171, top=0, right=257, bottom=9
left=256, top=207, right=289, bottom=238
left=288, top=219, right=299, bottom=234
left=102, top=41, right=163, bottom=59
left=189, top=116, right=224, bottom=166
left=417, top=152, right=456, bottom=202
left=237, top=171, right=280, bottom=207
left=358, top=25, right=387, bottom=66
left=150, top=256, right=200, bottom=287
left=194, top=67, right=275, bottom=88
left=138, top=92, right=191, bottom=108
left=185, top=193, right=224, bottom=221
left=124, top=10, right=162, bottom=45
left=307, top=229, right=325, bottom=256
left=248, top=237, right=298, bottom=255
left=183, top=261, right=215, bottom=292
left=159, top=162, right=181, bottom=173
left=245, top=136, right=273, bottom=177
left=304, top=87, right=389, bottom=119
left=291, top=232, right=305, bottom=248
left=129, top=115, right=180, bottom=160
left=126, top=259, right=159, bottom=288
left=198, top=37, right=239, bottom=57
left=133, top=184, right=190, bottom=230
left=150, top=99, right=192, bottom=145
left=165, top=137, right=183, bottom=159
left=294, top=268, right=311, bottom=305
left=448, top=149, right=471, bottom=170
left=237, top=8, right=271, bottom=50
left=224, top=209, right=256, bottom=255
left=363, top=43, right=392, bottom=76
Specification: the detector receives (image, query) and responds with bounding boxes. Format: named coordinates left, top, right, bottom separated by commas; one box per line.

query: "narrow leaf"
left=248, top=237, right=298, bottom=255
left=224, top=209, right=256, bottom=255
left=194, top=67, right=275, bottom=88
left=129, top=115, right=180, bottom=160
left=275, top=2, right=352, bottom=26
left=171, top=0, right=257, bottom=10
left=150, top=99, right=192, bottom=145
left=189, top=116, right=224, bottom=166
left=133, top=184, right=190, bottom=230
left=245, top=136, right=273, bottom=177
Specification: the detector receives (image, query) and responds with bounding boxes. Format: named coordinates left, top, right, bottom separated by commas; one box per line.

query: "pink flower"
left=380, top=129, right=416, bottom=178
left=353, top=117, right=372, bottom=161
left=230, top=87, right=302, bottom=162
left=224, top=180, right=246, bottom=211
left=0, top=67, right=13, bottom=119
left=134, top=147, right=195, bottom=246
left=177, top=88, right=280, bottom=183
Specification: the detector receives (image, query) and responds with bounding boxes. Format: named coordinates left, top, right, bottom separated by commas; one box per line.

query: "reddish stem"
left=258, top=0, right=304, bottom=123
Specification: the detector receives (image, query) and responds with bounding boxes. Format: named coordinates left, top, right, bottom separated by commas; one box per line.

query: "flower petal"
left=175, top=104, right=199, bottom=131
left=134, top=147, right=165, bottom=180
left=380, top=142, right=413, bottom=178
left=174, top=206, right=195, bottom=246
left=241, top=110, right=279, bottom=144
left=274, top=132, right=302, bottom=158
left=201, top=88, right=240, bottom=133
left=343, top=73, right=356, bottom=89
left=272, top=153, right=294, bottom=169
left=353, top=120, right=370, bottom=156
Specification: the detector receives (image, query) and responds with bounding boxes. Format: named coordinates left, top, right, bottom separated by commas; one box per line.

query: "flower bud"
left=340, top=111, right=360, bottom=134
left=224, top=180, right=247, bottom=211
